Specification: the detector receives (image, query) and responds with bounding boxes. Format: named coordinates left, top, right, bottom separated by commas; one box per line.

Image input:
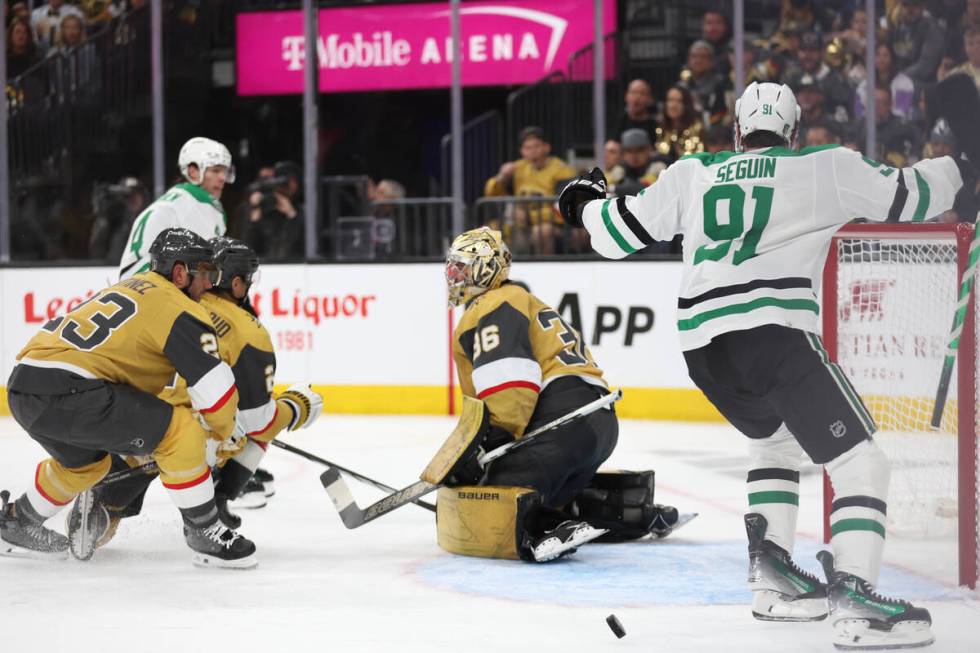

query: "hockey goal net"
left=822, top=223, right=978, bottom=589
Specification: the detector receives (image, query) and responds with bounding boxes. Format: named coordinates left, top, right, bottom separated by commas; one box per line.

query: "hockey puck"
left=606, top=614, right=626, bottom=639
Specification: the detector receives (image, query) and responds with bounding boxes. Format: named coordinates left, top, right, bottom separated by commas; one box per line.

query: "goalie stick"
left=269, top=439, right=436, bottom=512
left=320, top=389, right=623, bottom=529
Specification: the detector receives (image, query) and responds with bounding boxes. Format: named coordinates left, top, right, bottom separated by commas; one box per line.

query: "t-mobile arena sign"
left=236, top=0, right=616, bottom=95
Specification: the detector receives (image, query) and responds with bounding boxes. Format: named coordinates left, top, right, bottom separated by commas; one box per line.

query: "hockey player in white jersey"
left=559, top=82, right=978, bottom=650
left=118, top=137, right=233, bottom=279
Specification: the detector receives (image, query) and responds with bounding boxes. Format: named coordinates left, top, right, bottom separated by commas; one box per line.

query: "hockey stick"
left=269, top=439, right=436, bottom=512
left=320, top=388, right=622, bottom=529
left=930, top=229, right=980, bottom=429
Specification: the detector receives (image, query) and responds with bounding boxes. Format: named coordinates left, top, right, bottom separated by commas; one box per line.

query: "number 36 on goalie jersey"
left=452, top=282, right=607, bottom=437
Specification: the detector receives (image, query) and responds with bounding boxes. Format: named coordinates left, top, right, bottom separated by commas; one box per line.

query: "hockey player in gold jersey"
left=436, top=228, right=677, bottom=562
left=0, top=229, right=256, bottom=568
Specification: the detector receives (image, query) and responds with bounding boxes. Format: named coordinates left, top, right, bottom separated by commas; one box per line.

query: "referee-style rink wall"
left=0, top=261, right=723, bottom=421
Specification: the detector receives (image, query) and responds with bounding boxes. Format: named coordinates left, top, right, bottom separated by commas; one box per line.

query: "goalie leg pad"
left=570, top=470, right=663, bottom=542
left=421, top=396, right=489, bottom=485
left=436, top=485, right=541, bottom=560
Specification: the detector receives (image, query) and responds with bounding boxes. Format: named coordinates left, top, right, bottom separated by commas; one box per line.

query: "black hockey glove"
left=953, top=155, right=980, bottom=222
left=445, top=426, right=514, bottom=487
left=557, top=167, right=608, bottom=228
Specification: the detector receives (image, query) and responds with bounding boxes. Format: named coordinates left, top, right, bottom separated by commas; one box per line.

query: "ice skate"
left=184, top=521, right=257, bottom=569
left=745, top=513, right=828, bottom=622
left=817, top=551, right=934, bottom=650
left=527, top=519, right=607, bottom=562
left=66, top=489, right=111, bottom=561
left=228, top=477, right=268, bottom=510
left=253, top=467, right=275, bottom=497
left=214, top=493, right=242, bottom=529
left=0, top=490, right=69, bottom=560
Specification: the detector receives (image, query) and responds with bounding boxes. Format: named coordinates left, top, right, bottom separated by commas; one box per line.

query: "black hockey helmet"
left=149, top=228, right=215, bottom=279
left=210, top=236, right=260, bottom=291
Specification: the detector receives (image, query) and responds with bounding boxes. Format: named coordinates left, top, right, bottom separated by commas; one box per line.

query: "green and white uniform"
left=118, top=183, right=226, bottom=280
left=582, top=144, right=963, bottom=350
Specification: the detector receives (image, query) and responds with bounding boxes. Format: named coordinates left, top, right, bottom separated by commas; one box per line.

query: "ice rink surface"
left=1, top=414, right=977, bottom=653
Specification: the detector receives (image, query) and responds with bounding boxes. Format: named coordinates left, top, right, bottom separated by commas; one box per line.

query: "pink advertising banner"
left=236, top=0, right=616, bottom=95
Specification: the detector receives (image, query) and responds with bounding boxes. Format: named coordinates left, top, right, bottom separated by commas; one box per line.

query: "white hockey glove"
left=279, top=384, right=324, bottom=431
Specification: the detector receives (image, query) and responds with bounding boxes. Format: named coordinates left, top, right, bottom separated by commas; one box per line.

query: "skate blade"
left=191, top=551, right=258, bottom=570
left=832, top=619, right=934, bottom=650
left=1, top=542, right=69, bottom=561
left=533, top=527, right=608, bottom=562
left=751, top=590, right=828, bottom=622
left=652, top=512, right=699, bottom=539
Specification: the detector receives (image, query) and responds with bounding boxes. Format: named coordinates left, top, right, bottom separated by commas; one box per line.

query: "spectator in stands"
left=30, top=0, right=84, bottom=52
left=368, top=178, right=406, bottom=204
left=860, top=85, right=921, bottom=167
left=88, top=177, right=149, bottom=262
left=79, top=0, right=125, bottom=28
left=614, top=129, right=664, bottom=198
left=9, top=3, right=31, bottom=21
left=484, top=126, right=575, bottom=255
left=700, top=9, right=731, bottom=76
left=602, top=139, right=625, bottom=196
left=785, top=32, right=854, bottom=122
left=944, top=0, right=980, bottom=67
left=792, top=80, right=832, bottom=147
left=242, top=160, right=304, bottom=260
left=832, top=6, right=868, bottom=76
left=923, top=118, right=956, bottom=159
left=6, top=16, right=40, bottom=79
left=654, top=85, right=705, bottom=163
left=614, top=79, right=658, bottom=146
left=678, top=40, right=727, bottom=125
left=888, top=0, right=945, bottom=89
left=804, top=123, right=840, bottom=147
left=942, top=25, right=980, bottom=89
left=856, top=42, right=916, bottom=120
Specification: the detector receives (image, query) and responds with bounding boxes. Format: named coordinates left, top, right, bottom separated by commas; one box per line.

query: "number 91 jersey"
left=453, top=282, right=607, bottom=437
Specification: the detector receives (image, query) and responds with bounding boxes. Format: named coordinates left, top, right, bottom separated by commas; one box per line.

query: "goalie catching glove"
left=557, top=167, right=608, bottom=228
left=279, top=384, right=324, bottom=430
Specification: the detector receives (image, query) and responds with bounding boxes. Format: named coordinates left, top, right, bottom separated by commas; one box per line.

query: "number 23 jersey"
left=453, top=282, right=607, bottom=437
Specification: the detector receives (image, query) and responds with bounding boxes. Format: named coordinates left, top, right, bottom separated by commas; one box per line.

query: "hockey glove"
left=215, top=412, right=248, bottom=462
left=557, top=167, right=608, bottom=228
left=280, top=384, right=324, bottom=431
left=445, top=426, right=514, bottom=487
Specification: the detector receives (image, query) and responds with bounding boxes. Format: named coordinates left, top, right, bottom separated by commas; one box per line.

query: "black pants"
left=683, top=325, right=875, bottom=464
left=7, top=364, right=173, bottom=470
left=484, top=378, right=618, bottom=508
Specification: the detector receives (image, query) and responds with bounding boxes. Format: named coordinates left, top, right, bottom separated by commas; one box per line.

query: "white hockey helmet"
left=178, top=137, right=236, bottom=184
left=734, top=82, right=801, bottom=152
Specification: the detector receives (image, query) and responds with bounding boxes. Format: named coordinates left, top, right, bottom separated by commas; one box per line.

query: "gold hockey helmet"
left=445, top=227, right=511, bottom=307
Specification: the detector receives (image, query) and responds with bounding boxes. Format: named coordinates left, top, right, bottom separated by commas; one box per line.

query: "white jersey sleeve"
left=581, top=160, right=688, bottom=259
left=832, top=148, right=962, bottom=225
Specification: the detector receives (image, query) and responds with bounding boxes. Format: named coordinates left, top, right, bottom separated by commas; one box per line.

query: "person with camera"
left=89, top=177, right=149, bottom=262
left=240, top=161, right=303, bottom=260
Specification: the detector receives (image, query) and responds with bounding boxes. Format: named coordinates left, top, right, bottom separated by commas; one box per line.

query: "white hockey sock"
left=231, top=438, right=267, bottom=474
left=747, top=424, right=805, bottom=552
left=825, top=439, right=889, bottom=584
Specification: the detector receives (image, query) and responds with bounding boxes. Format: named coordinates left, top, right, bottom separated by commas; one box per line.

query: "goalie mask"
left=446, top=228, right=511, bottom=307
left=178, top=137, right=236, bottom=184
left=734, top=82, right=801, bottom=152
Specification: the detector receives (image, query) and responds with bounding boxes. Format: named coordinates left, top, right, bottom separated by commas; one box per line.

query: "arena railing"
left=440, top=110, right=504, bottom=207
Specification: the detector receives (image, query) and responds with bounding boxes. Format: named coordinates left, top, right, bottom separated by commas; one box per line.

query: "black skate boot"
left=745, top=513, right=828, bottom=622
left=66, top=489, right=110, bottom=561
left=525, top=519, right=607, bottom=562
left=817, top=550, right=934, bottom=650
left=253, top=467, right=275, bottom=497
left=0, top=490, right=69, bottom=560
left=229, top=477, right=268, bottom=510
left=214, top=494, right=241, bottom=530
left=183, top=520, right=257, bottom=569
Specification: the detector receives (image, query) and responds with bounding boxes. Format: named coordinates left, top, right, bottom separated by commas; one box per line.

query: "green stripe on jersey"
left=912, top=170, right=930, bottom=222
left=601, top=200, right=636, bottom=255
left=677, top=297, right=819, bottom=331
left=748, top=491, right=799, bottom=506
left=831, top=518, right=886, bottom=538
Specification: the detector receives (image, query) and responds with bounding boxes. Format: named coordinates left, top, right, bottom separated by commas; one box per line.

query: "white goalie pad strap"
left=472, top=357, right=542, bottom=399
left=188, top=363, right=236, bottom=414
left=162, top=468, right=214, bottom=509
left=232, top=439, right=267, bottom=474
left=238, top=399, right=278, bottom=436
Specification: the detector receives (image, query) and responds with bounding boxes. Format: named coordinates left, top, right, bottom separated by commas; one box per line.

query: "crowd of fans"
left=485, top=0, right=980, bottom=255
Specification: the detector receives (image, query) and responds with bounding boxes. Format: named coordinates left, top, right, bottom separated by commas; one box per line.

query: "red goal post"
left=821, top=222, right=978, bottom=589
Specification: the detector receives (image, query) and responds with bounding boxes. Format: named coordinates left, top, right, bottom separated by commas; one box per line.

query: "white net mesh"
left=834, top=237, right=962, bottom=539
